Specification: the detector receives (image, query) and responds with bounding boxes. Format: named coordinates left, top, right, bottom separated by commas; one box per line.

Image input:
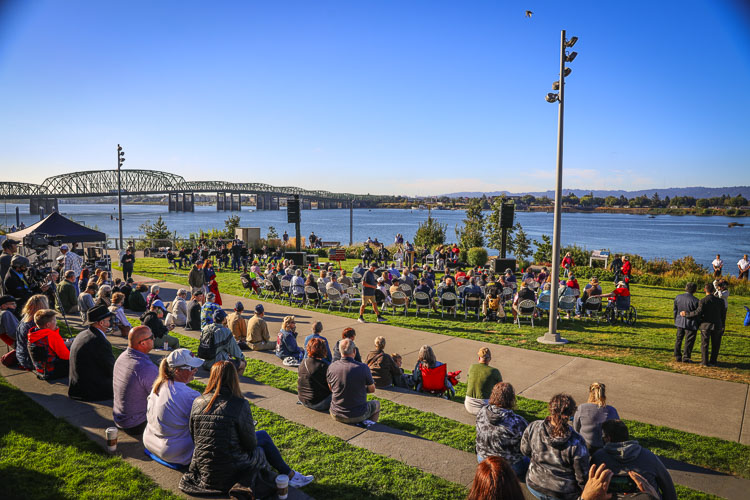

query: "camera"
left=21, top=233, right=63, bottom=289
left=23, top=233, right=63, bottom=253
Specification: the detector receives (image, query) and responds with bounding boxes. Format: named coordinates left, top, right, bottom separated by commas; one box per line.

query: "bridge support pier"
left=170, top=193, right=194, bottom=212
left=270, top=196, right=279, bottom=210
left=30, top=197, right=58, bottom=215
left=302, top=198, right=311, bottom=210
left=169, top=193, right=178, bottom=212
left=230, top=193, right=241, bottom=211
left=217, top=192, right=227, bottom=211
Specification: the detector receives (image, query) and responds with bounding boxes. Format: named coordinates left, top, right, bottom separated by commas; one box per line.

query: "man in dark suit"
left=673, top=282, right=699, bottom=363
left=68, top=305, right=116, bottom=401
left=680, top=282, right=727, bottom=367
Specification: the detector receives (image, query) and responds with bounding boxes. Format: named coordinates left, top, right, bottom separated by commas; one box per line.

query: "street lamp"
left=117, top=145, right=125, bottom=250
left=538, top=30, right=579, bottom=345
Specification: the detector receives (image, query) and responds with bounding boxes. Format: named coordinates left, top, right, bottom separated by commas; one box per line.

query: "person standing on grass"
left=68, top=305, right=116, bottom=401
left=465, top=347, right=503, bottom=415
left=573, top=383, right=620, bottom=454
left=738, top=254, right=749, bottom=280
left=188, top=261, right=205, bottom=295
left=358, top=262, right=386, bottom=323
left=120, top=247, right=136, bottom=282
left=673, top=282, right=699, bottom=363
left=113, top=325, right=158, bottom=436
left=60, top=244, right=83, bottom=295
left=327, top=338, right=380, bottom=425
left=680, top=282, right=726, bottom=367
left=711, top=254, right=723, bottom=278
left=246, top=303, right=275, bottom=351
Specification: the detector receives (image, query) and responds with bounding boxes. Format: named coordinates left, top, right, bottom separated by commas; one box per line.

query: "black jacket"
left=68, top=326, right=115, bottom=401
left=186, top=300, right=202, bottom=331
left=140, top=311, right=169, bottom=339
left=297, top=357, right=331, bottom=406
left=179, top=388, right=273, bottom=495
left=684, top=294, right=726, bottom=331
left=4, top=269, right=35, bottom=311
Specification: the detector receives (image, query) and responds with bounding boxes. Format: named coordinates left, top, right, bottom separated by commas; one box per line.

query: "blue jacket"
left=303, top=333, right=332, bottom=362
left=276, top=329, right=303, bottom=360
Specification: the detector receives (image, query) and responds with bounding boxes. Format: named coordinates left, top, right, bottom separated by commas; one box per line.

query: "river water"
left=2, top=203, right=748, bottom=269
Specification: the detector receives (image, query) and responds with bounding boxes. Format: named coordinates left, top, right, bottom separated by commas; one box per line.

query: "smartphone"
left=608, top=474, right=638, bottom=494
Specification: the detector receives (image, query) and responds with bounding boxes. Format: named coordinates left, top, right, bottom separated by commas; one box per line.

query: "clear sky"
left=1, top=0, right=749, bottom=196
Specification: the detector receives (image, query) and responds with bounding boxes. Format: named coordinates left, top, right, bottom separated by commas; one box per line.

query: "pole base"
left=537, top=333, right=569, bottom=345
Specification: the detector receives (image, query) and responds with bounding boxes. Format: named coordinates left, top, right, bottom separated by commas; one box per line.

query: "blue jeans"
left=526, top=484, right=563, bottom=500
left=255, top=430, right=292, bottom=475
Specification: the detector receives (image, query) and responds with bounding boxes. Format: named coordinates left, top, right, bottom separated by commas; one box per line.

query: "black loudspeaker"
left=492, top=258, right=517, bottom=274
left=285, top=252, right=305, bottom=266
left=287, top=198, right=300, bottom=223
left=500, top=203, right=515, bottom=228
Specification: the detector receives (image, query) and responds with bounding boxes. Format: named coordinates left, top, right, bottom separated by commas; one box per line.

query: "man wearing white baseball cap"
left=143, top=348, right=204, bottom=467
left=60, top=244, right=83, bottom=295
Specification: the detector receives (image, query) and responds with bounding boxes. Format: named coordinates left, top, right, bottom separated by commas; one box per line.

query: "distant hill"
left=438, top=186, right=750, bottom=199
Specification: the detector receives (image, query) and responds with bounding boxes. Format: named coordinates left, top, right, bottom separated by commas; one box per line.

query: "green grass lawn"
left=119, top=258, right=750, bottom=384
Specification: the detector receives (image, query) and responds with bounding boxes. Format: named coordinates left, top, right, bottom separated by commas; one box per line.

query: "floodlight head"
left=552, top=81, right=560, bottom=90
left=566, top=51, right=578, bottom=62
left=117, top=145, right=122, bottom=151
left=566, top=36, right=578, bottom=47
left=119, top=157, right=126, bottom=163
left=563, top=67, right=572, bottom=77
left=545, top=93, right=559, bottom=103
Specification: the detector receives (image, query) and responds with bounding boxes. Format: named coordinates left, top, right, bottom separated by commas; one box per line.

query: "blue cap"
left=213, top=309, right=227, bottom=323
left=152, top=299, right=167, bottom=311
left=254, top=304, right=264, bottom=314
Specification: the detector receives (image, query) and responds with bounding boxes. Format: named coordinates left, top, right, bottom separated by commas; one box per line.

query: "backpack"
left=197, top=326, right=230, bottom=361
left=488, top=296, right=501, bottom=310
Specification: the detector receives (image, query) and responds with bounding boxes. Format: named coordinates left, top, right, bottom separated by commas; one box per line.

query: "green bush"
left=644, top=258, right=671, bottom=275
left=670, top=256, right=706, bottom=275
left=561, top=244, right=593, bottom=267
left=571, top=266, right=616, bottom=283
left=467, top=247, right=488, bottom=267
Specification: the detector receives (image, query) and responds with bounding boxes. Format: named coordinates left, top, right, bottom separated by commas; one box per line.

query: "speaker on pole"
left=500, top=202, right=515, bottom=228
left=287, top=198, right=300, bottom=224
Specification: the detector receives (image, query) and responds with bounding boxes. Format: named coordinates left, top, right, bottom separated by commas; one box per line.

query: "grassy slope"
left=118, top=258, right=750, bottom=384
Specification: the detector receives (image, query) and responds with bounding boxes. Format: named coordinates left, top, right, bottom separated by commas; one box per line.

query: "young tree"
left=224, top=214, right=241, bottom=238
left=139, top=216, right=171, bottom=240
left=414, top=214, right=447, bottom=248
left=532, top=234, right=552, bottom=264
left=267, top=226, right=279, bottom=239
left=456, top=198, right=485, bottom=250
left=510, top=222, right=531, bottom=264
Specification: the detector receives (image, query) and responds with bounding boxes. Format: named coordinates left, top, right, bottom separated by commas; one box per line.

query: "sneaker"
left=358, top=316, right=366, bottom=323
left=289, top=471, right=314, bottom=488
left=362, top=419, right=377, bottom=427
left=377, top=315, right=387, bottom=322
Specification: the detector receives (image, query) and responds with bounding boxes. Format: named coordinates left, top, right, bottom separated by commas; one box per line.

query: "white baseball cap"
left=166, top=348, right=204, bottom=369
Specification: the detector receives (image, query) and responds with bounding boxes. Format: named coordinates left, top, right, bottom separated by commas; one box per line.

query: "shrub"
left=414, top=215, right=447, bottom=248
left=644, top=258, right=671, bottom=275
left=670, top=256, right=705, bottom=275
left=467, top=247, right=488, bottom=267
left=561, top=244, right=592, bottom=267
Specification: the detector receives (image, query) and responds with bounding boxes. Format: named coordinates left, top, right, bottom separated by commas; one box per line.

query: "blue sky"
left=1, top=0, right=748, bottom=196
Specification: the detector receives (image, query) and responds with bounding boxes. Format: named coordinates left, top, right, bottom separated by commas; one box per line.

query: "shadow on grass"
left=1, top=466, right=66, bottom=500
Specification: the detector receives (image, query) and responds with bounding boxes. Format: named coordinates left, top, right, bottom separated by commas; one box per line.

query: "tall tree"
left=456, top=198, right=485, bottom=250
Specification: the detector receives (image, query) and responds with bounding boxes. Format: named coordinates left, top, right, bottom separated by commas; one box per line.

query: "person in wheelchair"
left=595, top=282, right=632, bottom=322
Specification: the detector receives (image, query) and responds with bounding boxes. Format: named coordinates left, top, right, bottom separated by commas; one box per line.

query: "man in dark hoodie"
left=592, top=420, right=677, bottom=500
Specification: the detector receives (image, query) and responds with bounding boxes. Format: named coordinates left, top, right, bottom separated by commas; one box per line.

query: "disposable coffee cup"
left=163, top=341, right=169, bottom=351
left=105, top=427, right=118, bottom=453
left=275, top=474, right=289, bottom=499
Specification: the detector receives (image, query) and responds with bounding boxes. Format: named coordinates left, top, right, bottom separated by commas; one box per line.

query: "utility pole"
left=117, top=145, right=125, bottom=250
left=349, top=199, right=353, bottom=246
left=538, top=30, right=578, bottom=345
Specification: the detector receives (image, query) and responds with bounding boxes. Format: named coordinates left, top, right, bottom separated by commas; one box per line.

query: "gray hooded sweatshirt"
left=592, top=440, right=677, bottom=500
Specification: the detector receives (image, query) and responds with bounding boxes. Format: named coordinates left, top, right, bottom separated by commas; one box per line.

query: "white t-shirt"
left=712, top=259, right=723, bottom=269
left=738, top=258, right=750, bottom=271
left=143, top=381, right=200, bottom=465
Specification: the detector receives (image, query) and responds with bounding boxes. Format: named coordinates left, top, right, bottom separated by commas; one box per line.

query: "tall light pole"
left=538, top=30, right=578, bottom=345
left=117, top=145, right=125, bottom=250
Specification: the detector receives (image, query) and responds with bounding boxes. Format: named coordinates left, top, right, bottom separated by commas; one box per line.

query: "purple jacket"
left=113, top=347, right=159, bottom=429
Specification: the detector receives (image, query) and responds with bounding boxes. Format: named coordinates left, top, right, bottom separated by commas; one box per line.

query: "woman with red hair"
left=467, top=456, right=524, bottom=500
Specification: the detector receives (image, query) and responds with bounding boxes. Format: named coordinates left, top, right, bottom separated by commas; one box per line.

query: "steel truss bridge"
left=0, top=169, right=390, bottom=213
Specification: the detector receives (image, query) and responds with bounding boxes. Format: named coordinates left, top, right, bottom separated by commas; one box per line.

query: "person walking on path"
left=120, top=247, right=136, bottom=282
left=680, top=282, right=726, bottom=367
left=464, top=347, right=503, bottom=415
left=673, top=282, right=699, bottom=363
left=711, top=254, right=723, bottom=278
left=738, top=254, right=749, bottom=280
left=358, top=262, right=386, bottom=324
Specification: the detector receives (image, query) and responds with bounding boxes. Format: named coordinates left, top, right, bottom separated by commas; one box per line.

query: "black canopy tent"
left=6, top=211, right=106, bottom=244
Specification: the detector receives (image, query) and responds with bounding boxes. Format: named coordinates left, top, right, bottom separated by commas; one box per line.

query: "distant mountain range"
left=438, top=186, right=750, bottom=199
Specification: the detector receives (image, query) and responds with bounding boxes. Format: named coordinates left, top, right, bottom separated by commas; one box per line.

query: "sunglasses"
left=141, top=335, right=154, bottom=342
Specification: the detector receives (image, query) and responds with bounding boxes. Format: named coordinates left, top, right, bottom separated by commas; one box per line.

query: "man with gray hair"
left=326, top=338, right=380, bottom=425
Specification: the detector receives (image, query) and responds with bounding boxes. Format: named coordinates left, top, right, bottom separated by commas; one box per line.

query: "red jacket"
left=562, top=256, right=574, bottom=269
left=208, top=280, right=222, bottom=306
left=622, top=261, right=632, bottom=275
left=28, top=327, right=70, bottom=374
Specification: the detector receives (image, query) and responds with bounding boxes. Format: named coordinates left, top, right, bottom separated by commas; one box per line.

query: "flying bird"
left=525, top=10, right=533, bottom=18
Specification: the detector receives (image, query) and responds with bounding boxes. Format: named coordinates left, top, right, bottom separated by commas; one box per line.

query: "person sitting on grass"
left=143, top=349, right=203, bottom=467
left=109, top=292, right=132, bottom=337
left=327, top=338, right=380, bottom=425
left=475, top=382, right=530, bottom=479
left=146, top=284, right=161, bottom=309
left=592, top=420, right=677, bottom=500
left=68, top=305, right=116, bottom=401
left=411, top=345, right=457, bottom=399
left=303, top=321, right=332, bottom=362
left=200, top=292, right=222, bottom=329
left=226, top=301, right=247, bottom=348
left=573, top=382, right=620, bottom=454
left=199, top=309, right=246, bottom=373
left=14, top=294, right=49, bottom=372
left=141, top=300, right=180, bottom=350
left=127, top=283, right=149, bottom=312
left=185, top=289, right=204, bottom=331
left=365, top=336, right=402, bottom=388
left=520, top=393, right=589, bottom=500
left=28, top=309, right=70, bottom=380
left=332, top=327, right=362, bottom=362
left=113, top=325, right=158, bottom=436
left=297, top=338, right=333, bottom=411
left=166, top=288, right=188, bottom=328
left=467, top=456, right=526, bottom=500
left=246, top=303, right=276, bottom=351
left=464, top=347, right=503, bottom=415
left=179, top=361, right=314, bottom=495
left=275, top=315, right=304, bottom=366
left=78, top=283, right=97, bottom=322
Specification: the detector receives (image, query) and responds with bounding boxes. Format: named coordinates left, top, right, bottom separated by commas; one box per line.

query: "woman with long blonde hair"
left=275, top=315, right=304, bottom=366
left=180, top=361, right=313, bottom=495
left=142, top=349, right=203, bottom=467
left=15, top=294, right=50, bottom=371
left=573, top=382, right=620, bottom=453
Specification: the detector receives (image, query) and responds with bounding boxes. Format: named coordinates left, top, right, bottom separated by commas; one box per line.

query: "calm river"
left=2, top=203, right=748, bottom=270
